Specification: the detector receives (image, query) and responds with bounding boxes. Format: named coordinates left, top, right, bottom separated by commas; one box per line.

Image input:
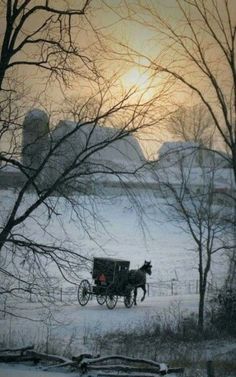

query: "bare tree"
left=153, top=156, right=233, bottom=330
left=166, top=104, right=215, bottom=148
left=0, top=0, right=96, bottom=89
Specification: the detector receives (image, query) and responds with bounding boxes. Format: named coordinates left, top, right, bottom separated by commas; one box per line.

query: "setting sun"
left=122, top=67, right=153, bottom=100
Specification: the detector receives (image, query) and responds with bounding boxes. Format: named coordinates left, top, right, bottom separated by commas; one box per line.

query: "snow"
left=0, top=294, right=199, bottom=350
left=51, top=120, right=146, bottom=172
left=0, top=363, right=181, bottom=377
left=0, top=364, right=78, bottom=377
left=0, top=191, right=194, bottom=280
left=158, top=141, right=230, bottom=169
left=153, top=165, right=234, bottom=190
left=159, top=141, right=199, bottom=155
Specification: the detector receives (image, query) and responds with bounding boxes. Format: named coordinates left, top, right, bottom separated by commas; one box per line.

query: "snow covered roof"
left=159, top=141, right=199, bottom=156
left=51, top=120, right=146, bottom=169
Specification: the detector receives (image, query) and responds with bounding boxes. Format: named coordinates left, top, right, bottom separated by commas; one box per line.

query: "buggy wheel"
left=106, top=284, right=118, bottom=309
left=106, top=291, right=118, bottom=310
left=124, top=289, right=134, bottom=308
left=77, top=279, right=91, bottom=306
left=96, top=295, right=106, bottom=305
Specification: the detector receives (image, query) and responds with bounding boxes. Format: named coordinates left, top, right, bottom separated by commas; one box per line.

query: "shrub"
left=208, top=287, right=236, bottom=336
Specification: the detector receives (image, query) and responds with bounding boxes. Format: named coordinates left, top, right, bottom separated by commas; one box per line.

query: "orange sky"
left=1, top=0, right=235, bottom=157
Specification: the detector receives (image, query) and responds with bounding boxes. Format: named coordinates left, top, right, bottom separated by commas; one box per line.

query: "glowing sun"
left=122, top=67, right=153, bottom=100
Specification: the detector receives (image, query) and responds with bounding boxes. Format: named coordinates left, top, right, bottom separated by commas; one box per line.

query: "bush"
left=209, top=287, right=236, bottom=335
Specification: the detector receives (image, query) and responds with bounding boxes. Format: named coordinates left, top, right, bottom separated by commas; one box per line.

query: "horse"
left=128, top=260, right=152, bottom=305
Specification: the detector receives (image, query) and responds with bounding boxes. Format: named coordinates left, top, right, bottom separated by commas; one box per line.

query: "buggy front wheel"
left=77, top=279, right=91, bottom=306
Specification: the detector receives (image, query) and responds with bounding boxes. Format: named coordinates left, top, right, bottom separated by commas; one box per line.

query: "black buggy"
left=77, top=257, right=134, bottom=309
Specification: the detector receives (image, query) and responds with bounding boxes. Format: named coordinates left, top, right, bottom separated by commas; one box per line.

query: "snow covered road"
left=59, top=294, right=199, bottom=335
left=0, top=294, right=200, bottom=354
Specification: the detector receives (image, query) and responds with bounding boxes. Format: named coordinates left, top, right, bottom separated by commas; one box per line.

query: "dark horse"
left=128, top=261, right=152, bottom=305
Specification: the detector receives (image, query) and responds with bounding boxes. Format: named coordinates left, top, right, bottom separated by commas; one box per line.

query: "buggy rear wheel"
left=124, top=289, right=134, bottom=308
left=106, top=294, right=118, bottom=309
left=77, top=279, right=91, bottom=306
left=106, top=287, right=118, bottom=309
left=96, top=294, right=106, bottom=305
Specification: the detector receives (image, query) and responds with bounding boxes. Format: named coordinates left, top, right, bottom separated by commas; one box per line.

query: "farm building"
left=0, top=109, right=146, bottom=192
left=0, top=110, right=235, bottom=199
left=158, top=141, right=230, bottom=168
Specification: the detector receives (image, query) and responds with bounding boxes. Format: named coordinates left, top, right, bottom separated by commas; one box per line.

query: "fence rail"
left=147, top=278, right=225, bottom=297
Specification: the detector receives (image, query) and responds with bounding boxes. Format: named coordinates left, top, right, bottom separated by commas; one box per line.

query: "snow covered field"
left=0, top=189, right=228, bottom=284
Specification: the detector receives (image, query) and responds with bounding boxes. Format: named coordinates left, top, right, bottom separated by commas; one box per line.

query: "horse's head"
left=143, top=260, right=152, bottom=275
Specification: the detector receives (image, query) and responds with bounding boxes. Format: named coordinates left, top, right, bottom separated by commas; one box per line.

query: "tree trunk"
left=198, top=245, right=205, bottom=331
left=198, top=287, right=205, bottom=331
left=232, top=143, right=236, bottom=186
left=0, top=227, right=11, bottom=253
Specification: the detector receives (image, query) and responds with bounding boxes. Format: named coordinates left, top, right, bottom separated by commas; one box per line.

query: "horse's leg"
left=134, top=287, right=137, bottom=305
left=140, top=284, right=146, bottom=302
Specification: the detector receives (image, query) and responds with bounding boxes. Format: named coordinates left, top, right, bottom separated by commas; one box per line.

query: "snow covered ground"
left=0, top=189, right=228, bottom=284
left=0, top=364, right=78, bottom=377
left=0, top=294, right=199, bottom=353
left=0, top=363, right=181, bottom=377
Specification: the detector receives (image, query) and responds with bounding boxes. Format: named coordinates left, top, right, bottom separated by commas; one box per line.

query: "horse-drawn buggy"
left=77, top=257, right=152, bottom=309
